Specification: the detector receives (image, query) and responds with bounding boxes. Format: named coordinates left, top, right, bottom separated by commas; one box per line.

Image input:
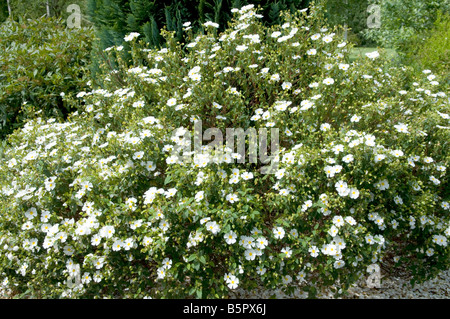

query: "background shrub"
left=0, top=2, right=448, bottom=299
left=5, top=0, right=89, bottom=20
left=404, top=12, right=450, bottom=85
left=362, top=0, right=450, bottom=51
left=323, top=0, right=375, bottom=47
left=0, top=16, right=94, bottom=139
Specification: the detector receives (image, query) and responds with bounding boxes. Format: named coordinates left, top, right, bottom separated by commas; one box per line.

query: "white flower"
left=157, top=267, right=166, bottom=279
left=112, top=239, right=123, bottom=251
left=441, top=201, right=449, bottom=210
left=241, top=172, right=254, bottom=180
left=271, top=31, right=282, bottom=38
left=244, top=249, right=257, bottom=261
left=255, top=237, right=268, bottom=249
left=167, top=98, right=177, bottom=106
left=376, top=179, right=389, bottom=191
left=394, top=196, right=403, bottom=205
left=281, top=82, right=292, bottom=90
left=342, top=154, right=354, bottom=163
left=133, top=151, right=144, bottom=160
left=301, top=200, right=313, bottom=211
left=432, top=235, right=448, bottom=247
left=25, top=207, right=38, bottom=220
left=350, top=115, right=361, bottom=122
left=307, top=48, right=317, bottom=55
left=281, top=275, right=292, bottom=284
left=391, top=150, right=404, bottom=157
left=204, top=21, right=219, bottom=28
left=224, top=231, right=237, bottom=244
left=195, top=191, right=205, bottom=202
left=374, top=154, right=386, bottom=163
left=281, top=247, right=292, bottom=258
left=132, top=100, right=145, bottom=108
left=64, top=245, right=75, bottom=256
left=275, top=168, right=286, bottom=179
left=345, top=216, right=356, bottom=226
left=256, top=267, right=266, bottom=275
left=328, top=225, right=339, bottom=237
left=332, top=215, right=345, bottom=227
left=309, top=246, right=319, bottom=257
left=162, top=258, right=172, bottom=269
left=321, top=243, right=338, bottom=256
left=165, top=188, right=177, bottom=198
left=429, top=176, right=440, bottom=185
left=270, top=73, right=280, bottom=82
left=365, top=51, right=380, bottom=59
left=339, top=63, right=349, bottom=71
left=273, top=227, right=285, bottom=239
left=334, top=260, right=345, bottom=269
left=394, top=123, right=409, bottom=133
left=91, top=234, right=101, bottom=246
left=349, top=188, right=360, bottom=199
left=205, top=221, right=220, bottom=234
left=227, top=275, right=239, bottom=289
left=335, top=180, right=348, bottom=193
left=122, top=238, right=134, bottom=250
left=424, top=157, right=434, bottom=164
left=226, top=193, right=239, bottom=203
left=100, top=225, right=115, bottom=238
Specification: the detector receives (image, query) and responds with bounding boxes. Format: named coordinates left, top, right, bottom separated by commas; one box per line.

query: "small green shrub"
left=0, top=3, right=448, bottom=299
left=0, top=17, right=94, bottom=139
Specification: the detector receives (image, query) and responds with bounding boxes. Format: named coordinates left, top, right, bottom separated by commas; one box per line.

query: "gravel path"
left=229, top=268, right=450, bottom=299
left=2, top=268, right=448, bottom=299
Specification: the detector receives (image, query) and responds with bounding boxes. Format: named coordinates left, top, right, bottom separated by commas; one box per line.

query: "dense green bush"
left=0, top=3, right=448, bottom=299
left=0, top=17, right=94, bottom=139
left=5, top=0, right=88, bottom=20
left=406, top=12, right=450, bottom=84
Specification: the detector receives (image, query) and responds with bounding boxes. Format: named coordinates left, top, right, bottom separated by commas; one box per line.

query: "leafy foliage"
left=362, top=0, right=450, bottom=50
left=0, top=16, right=94, bottom=139
left=405, top=12, right=450, bottom=85
left=5, top=0, right=89, bottom=19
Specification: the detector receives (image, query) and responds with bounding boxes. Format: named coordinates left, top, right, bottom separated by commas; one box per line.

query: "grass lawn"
left=349, top=47, right=398, bottom=62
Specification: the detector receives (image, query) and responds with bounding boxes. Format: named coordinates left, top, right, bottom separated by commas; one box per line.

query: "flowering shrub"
left=0, top=17, right=93, bottom=139
left=0, top=3, right=448, bottom=299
